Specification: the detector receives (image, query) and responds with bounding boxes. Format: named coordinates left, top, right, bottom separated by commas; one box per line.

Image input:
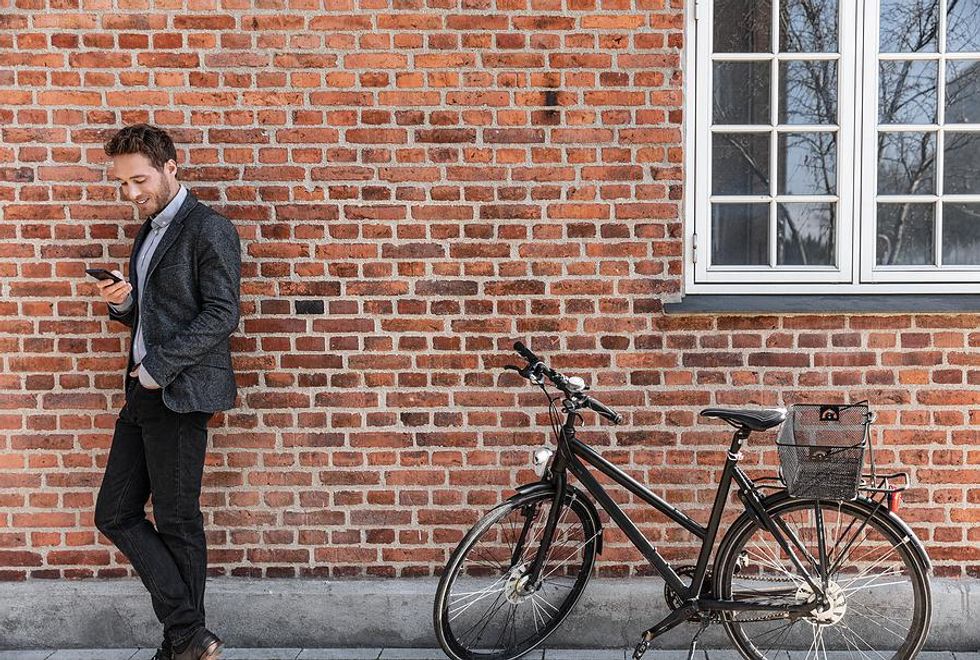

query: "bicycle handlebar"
left=510, top=341, right=622, bottom=425
left=513, top=341, right=542, bottom=367
left=582, top=395, right=623, bottom=425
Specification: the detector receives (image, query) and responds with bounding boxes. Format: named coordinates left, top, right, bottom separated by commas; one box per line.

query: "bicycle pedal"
left=631, top=639, right=650, bottom=660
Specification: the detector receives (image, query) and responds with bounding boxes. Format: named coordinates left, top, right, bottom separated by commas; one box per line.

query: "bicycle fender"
left=509, top=481, right=604, bottom=555
left=759, top=490, right=932, bottom=573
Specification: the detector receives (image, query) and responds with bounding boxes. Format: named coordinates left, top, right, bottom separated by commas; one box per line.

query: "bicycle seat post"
left=727, top=426, right=751, bottom=463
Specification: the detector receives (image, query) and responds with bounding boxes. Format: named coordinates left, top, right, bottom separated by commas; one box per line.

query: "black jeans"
left=95, top=374, right=214, bottom=647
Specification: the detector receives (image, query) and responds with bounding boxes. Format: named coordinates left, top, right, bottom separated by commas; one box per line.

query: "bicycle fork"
left=519, top=457, right=570, bottom=589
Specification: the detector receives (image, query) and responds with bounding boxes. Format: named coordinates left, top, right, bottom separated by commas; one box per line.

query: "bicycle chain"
left=724, top=565, right=814, bottom=623
left=664, top=563, right=809, bottom=624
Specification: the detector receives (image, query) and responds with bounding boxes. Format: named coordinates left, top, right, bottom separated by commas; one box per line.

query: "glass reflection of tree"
left=778, top=0, right=837, bottom=265
left=877, top=132, right=936, bottom=264
left=876, top=0, right=949, bottom=265
left=946, top=60, right=980, bottom=123
left=711, top=0, right=840, bottom=265
left=880, top=0, right=940, bottom=52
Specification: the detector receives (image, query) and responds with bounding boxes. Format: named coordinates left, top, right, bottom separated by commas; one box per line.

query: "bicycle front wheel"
left=434, top=489, right=599, bottom=660
left=714, top=496, right=931, bottom=660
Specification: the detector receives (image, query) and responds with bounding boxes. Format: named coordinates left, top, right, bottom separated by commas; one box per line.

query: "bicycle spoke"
left=438, top=493, right=597, bottom=659
left=841, top=577, right=907, bottom=596
left=449, top=577, right=509, bottom=621
left=718, top=499, right=929, bottom=660
left=834, top=619, right=880, bottom=659
left=834, top=619, right=889, bottom=659
left=539, top=529, right=601, bottom=581
left=763, top=621, right=798, bottom=659
left=847, top=603, right=912, bottom=642
left=458, top=590, right=507, bottom=647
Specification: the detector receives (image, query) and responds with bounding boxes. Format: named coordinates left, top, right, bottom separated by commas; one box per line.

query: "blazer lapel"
left=144, top=190, right=199, bottom=281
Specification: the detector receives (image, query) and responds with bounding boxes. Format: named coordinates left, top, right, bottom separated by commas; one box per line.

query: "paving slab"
left=47, top=652, right=138, bottom=660
left=221, top=649, right=303, bottom=659
left=0, top=650, right=975, bottom=660
left=296, top=650, right=383, bottom=660
left=542, top=650, right=626, bottom=659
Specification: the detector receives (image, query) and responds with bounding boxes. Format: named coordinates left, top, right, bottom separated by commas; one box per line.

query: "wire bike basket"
left=777, top=402, right=872, bottom=501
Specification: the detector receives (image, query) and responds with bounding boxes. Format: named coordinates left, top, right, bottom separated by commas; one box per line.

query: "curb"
left=1, top=577, right=977, bottom=650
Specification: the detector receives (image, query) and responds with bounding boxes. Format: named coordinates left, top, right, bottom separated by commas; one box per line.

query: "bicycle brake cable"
left=536, top=380, right=564, bottom=445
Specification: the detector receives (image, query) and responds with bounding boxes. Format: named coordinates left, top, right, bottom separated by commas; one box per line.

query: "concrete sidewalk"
left=0, top=651, right=977, bottom=659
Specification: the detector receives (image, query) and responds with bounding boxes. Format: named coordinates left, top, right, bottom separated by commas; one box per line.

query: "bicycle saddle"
left=699, top=407, right=786, bottom=431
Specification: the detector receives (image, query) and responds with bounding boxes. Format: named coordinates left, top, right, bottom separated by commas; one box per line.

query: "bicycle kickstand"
left=631, top=605, right=698, bottom=659
left=686, top=618, right=711, bottom=660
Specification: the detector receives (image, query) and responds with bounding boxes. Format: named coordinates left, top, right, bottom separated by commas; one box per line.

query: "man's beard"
left=137, top=184, right=175, bottom=218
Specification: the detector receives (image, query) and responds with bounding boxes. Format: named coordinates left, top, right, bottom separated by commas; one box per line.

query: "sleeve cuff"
left=109, top=295, right=134, bottom=313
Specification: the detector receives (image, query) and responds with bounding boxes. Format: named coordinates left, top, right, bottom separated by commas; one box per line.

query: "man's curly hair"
left=104, top=124, right=177, bottom=170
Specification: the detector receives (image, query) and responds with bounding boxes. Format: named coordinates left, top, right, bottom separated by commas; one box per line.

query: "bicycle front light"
left=532, top=448, right=554, bottom=477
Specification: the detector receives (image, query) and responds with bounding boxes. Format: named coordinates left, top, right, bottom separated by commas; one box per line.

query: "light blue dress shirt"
left=110, top=185, right=188, bottom=388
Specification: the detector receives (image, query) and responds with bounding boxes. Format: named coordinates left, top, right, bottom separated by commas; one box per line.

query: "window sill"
left=663, top=294, right=980, bottom=314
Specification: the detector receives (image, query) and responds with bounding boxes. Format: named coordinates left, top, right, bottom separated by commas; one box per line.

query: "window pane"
left=713, top=61, right=771, bottom=124
left=876, top=203, right=935, bottom=265
left=879, top=61, right=938, bottom=124
left=944, top=132, right=980, bottom=194
left=777, top=203, right=836, bottom=265
left=943, top=202, right=980, bottom=265
left=947, top=0, right=980, bottom=52
left=946, top=60, right=980, bottom=124
left=877, top=132, right=936, bottom=194
left=712, top=203, right=770, bottom=265
left=777, top=132, right=837, bottom=195
left=879, top=0, right=939, bottom=52
left=779, top=0, right=838, bottom=52
left=714, top=0, right=772, bottom=52
left=713, top=133, right=771, bottom=194
left=779, top=60, right=838, bottom=124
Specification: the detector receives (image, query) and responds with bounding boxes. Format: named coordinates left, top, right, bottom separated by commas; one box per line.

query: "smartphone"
left=86, top=268, right=124, bottom=284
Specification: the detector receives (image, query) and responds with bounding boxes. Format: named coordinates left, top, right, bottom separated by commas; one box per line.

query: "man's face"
left=109, top=153, right=178, bottom=218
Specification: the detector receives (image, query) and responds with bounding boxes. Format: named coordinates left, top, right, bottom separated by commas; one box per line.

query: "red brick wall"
left=1, top=2, right=977, bottom=583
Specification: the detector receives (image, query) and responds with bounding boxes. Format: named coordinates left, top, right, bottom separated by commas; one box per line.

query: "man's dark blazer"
left=108, top=189, right=241, bottom=413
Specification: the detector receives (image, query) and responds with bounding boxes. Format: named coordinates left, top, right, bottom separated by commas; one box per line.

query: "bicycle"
left=433, top=342, right=932, bottom=660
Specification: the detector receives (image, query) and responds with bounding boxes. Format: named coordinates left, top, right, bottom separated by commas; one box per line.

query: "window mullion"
left=858, top=0, right=877, bottom=284
left=841, top=0, right=860, bottom=285
left=935, top=0, right=947, bottom=268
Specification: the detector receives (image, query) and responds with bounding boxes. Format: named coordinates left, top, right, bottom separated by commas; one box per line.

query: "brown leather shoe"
left=172, top=627, right=223, bottom=660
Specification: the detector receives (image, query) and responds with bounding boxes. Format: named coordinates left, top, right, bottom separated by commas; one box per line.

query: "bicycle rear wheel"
left=433, top=490, right=598, bottom=660
left=714, top=496, right=931, bottom=660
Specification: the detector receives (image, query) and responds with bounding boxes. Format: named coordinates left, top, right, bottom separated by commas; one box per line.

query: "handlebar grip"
left=584, top=396, right=623, bottom=425
left=513, top=341, right=542, bottom=365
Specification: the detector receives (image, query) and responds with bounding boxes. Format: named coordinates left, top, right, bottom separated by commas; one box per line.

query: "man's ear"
left=165, top=159, right=178, bottom=179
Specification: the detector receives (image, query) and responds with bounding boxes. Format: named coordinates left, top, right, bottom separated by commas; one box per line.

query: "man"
left=94, top=124, right=241, bottom=660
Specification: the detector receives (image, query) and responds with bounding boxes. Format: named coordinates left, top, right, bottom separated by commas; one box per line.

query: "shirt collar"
left=149, top=185, right=187, bottom=230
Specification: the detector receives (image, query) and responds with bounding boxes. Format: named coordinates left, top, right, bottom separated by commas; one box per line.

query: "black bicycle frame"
left=524, top=408, right=825, bottom=615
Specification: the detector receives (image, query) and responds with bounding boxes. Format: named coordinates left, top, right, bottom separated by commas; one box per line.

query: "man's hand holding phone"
left=89, top=268, right=132, bottom=305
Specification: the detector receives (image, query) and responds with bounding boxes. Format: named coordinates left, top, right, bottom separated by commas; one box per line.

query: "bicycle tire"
left=713, top=496, right=931, bottom=659
left=433, top=490, right=599, bottom=660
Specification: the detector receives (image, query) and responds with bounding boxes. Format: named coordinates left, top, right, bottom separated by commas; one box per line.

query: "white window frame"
left=684, top=0, right=980, bottom=294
